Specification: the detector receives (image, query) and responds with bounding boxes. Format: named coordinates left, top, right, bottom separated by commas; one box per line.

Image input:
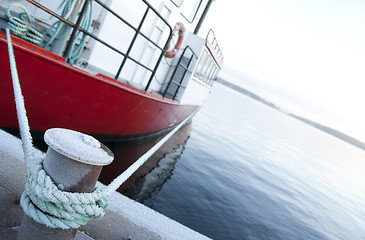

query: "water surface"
left=119, top=83, right=365, bottom=240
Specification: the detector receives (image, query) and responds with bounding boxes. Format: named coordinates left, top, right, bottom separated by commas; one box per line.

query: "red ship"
left=0, top=0, right=223, bottom=140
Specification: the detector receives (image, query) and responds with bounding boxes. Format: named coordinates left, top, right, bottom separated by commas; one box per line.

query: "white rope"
left=6, top=28, right=106, bottom=229
left=105, top=108, right=198, bottom=196
left=6, top=27, right=198, bottom=229
left=6, top=28, right=34, bottom=160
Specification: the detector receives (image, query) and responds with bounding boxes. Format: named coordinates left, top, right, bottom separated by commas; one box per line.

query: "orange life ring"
left=165, top=22, right=185, bottom=58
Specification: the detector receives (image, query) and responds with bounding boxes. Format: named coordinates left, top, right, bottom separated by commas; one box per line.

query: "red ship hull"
left=0, top=31, right=198, bottom=139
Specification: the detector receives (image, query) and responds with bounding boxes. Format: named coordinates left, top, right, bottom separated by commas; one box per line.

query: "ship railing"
left=162, top=46, right=198, bottom=100
left=193, top=48, right=218, bottom=86
left=206, top=28, right=223, bottom=65
left=24, top=0, right=173, bottom=92
left=193, top=29, right=224, bottom=86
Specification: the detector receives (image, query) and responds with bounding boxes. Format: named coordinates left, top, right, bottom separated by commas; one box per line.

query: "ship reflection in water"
left=27, top=122, right=191, bottom=200
left=99, top=122, right=192, bottom=197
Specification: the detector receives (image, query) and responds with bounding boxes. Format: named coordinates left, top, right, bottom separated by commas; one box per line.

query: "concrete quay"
left=0, top=129, right=210, bottom=240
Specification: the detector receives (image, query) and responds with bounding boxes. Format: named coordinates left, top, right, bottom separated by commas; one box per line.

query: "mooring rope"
left=105, top=107, right=198, bottom=197
left=6, top=28, right=197, bottom=229
left=6, top=28, right=105, bottom=229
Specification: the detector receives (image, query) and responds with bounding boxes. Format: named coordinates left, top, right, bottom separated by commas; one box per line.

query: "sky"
left=199, top=0, right=365, bottom=143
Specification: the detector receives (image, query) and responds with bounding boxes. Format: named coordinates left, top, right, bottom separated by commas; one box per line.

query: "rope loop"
left=20, top=159, right=108, bottom=229
left=44, top=0, right=93, bottom=62
left=6, top=3, right=43, bottom=45
left=17, top=142, right=109, bottom=229
left=6, top=1, right=92, bottom=61
left=43, top=0, right=78, bottom=48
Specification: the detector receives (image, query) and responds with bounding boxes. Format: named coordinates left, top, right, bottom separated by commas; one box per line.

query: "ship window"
left=170, top=0, right=203, bottom=23
left=170, top=0, right=183, bottom=7
left=180, top=0, right=203, bottom=23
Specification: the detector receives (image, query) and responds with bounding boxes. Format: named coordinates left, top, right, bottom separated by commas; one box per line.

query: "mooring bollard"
left=17, top=128, right=114, bottom=240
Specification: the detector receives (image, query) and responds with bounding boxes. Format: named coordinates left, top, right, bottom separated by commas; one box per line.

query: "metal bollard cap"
left=44, top=128, right=114, bottom=166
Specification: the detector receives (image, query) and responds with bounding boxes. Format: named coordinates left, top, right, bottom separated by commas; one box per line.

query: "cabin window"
left=170, top=0, right=203, bottom=22
left=180, top=0, right=203, bottom=22
left=170, top=0, right=183, bottom=7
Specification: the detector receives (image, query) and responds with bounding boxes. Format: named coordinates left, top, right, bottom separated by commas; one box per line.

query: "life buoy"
left=165, top=22, right=185, bottom=58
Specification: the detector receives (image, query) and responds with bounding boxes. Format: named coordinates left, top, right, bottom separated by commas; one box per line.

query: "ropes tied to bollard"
left=6, top=28, right=197, bottom=229
left=6, top=28, right=106, bottom=229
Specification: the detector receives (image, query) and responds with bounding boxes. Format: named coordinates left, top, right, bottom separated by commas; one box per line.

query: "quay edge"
left=0, top=129, right=211, bottom=240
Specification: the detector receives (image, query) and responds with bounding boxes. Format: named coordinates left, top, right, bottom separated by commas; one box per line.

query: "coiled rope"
left=6, top=27, right=196, bottom=229
left=6, top=3, right=43, bottom=45
left=44, top=0, right=93, bottom=61
left=7, top=1, right=92, bottom=61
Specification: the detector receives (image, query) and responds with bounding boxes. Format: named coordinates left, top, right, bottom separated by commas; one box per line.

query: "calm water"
left=117, top=83, right=365, bottom=240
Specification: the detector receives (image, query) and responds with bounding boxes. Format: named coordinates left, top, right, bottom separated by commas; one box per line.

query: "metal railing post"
left=63, top=0, right=91, bottom=61
left=115, top=7, right=149, bottom=80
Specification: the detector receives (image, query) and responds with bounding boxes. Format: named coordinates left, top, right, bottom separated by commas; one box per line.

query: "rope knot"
left=20, top=155, right=108, bottom=229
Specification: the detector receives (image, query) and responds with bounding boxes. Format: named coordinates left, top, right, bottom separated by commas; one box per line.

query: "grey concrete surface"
left=0, top=143, right=164, bottom=240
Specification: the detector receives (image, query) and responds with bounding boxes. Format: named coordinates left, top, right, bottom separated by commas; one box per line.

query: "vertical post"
left=173, top=49, right=194, bottom=100
left=115, top=7, right=149, bottom=80
left=193, top=0, right=214, bottom=35
left=52, top=0, right=84, bottom=56
left=17, top=128, right=114, bottom=240
left=63, top=0, right=91, bottom=61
